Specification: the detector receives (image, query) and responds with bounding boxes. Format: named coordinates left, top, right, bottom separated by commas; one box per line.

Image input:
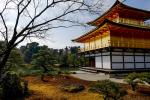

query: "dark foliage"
left=89, top=80, right=127, bottom=100
left=61, top=83, right=85, bottom=93
left=125, top=72, right=150, bottom=92
left=20, top=42, right=39, bottom=63
left=20, top=42, right=86, bottom=67
left=1, top=72, right=29, bottom=100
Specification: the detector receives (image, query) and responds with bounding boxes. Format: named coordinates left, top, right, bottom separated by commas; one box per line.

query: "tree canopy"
left=31, top=46, right=54, bottom=73
left=0, top=0, right=103, bottom=78
left=0, top=41, right=24, bottom=72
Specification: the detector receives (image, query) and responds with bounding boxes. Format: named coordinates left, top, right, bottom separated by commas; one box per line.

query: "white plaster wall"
left=135, top=63, right=144, bottom=68
left=112, top=63, right=123, bottom=69
left=112, top=56, right=123, bottom=62
left=135, top=56, right=144, bottom=62
left=124, top=56, right=134, bottom=62
left=146, top=63, right=150, bottom=68
left=103, top=56, right=111, bottom=69
left=124, top=63, right=134, bottom=69
left=145, top=56, right=150, bottom=62
left=95, top=57, right=102, bottom=68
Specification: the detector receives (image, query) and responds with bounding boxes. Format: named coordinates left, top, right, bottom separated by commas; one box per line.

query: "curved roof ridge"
left=87, top=0, right=120, bottom=25
left=73, top=19, right=150, bottom=42
left=88, top=0, right=150, bottom=26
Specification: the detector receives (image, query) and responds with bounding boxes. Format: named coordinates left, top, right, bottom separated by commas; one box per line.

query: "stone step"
left=80, top=67, right=97, bottom=71
left=79, top=68, right=98, bottom=73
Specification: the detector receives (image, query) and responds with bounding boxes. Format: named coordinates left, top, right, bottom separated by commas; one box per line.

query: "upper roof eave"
left=72, top=19, right=108, bottom=42
left=88, top=0, right=150, bottom=26
left=73, top=19, right=150, bottom=42
left=87, top=0, right=120, bottom=26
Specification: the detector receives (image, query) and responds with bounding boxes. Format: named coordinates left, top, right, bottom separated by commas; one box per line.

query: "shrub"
left=71, top=71, right=76, bottom=74
left=61, top=84, right=85, bottom=93
left=139, top=72, right=150, bottom=84
left=63, top=71, right=71, bottom=75
left=1, top=71, right=29, bottom=99
left=125, top=72, right=143, bottom=91
left=0, top=86, right=2, bottom=98
left=89, top=80, right=127, bottom=100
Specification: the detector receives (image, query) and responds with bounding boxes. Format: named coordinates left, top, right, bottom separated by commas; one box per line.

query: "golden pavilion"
left=73, top=0, right=150, bottom=73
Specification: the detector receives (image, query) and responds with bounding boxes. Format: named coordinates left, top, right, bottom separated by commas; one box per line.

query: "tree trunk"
left=0, top=48, right=12, bottom=80
left=41, top=65, right=49, bottom=82
left=41, top=65, right=48, bottom=73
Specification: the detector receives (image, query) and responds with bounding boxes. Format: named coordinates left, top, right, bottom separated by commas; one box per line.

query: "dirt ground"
left=24, top=75, right=150, bottom=100
left=24, top=75, right=102, bottom=100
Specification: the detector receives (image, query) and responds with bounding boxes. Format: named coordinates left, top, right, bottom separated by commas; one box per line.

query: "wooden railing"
left=78, top=41, right=150, bottom=53
left=111, top=41, right=150, bottom=49
left=78, top=41, right=111, bottom=52
left=113, top=18, right=150, bottom=28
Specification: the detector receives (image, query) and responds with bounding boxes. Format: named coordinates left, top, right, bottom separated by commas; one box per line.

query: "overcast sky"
left=18, top=0, right=150, bottom=49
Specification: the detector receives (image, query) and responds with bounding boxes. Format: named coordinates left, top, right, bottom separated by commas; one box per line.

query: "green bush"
left=0, top=86, right=2, bottom=98
left=139, top=72, right=150, bottom=84
left=1, top=71, right=29, bottom=99
left=63, top=71, right=71, bottom=75
left=125, top=72, right=147, bottom=91
left=125, top=72, right=150, bottom=84
left=89, top=80, right=127, bottom=100
left=61, top=84, right=85, bottom=93
left=71, top=71, right=76, bottom=74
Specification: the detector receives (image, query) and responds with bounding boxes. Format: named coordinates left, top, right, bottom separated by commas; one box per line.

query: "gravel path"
left=71, top=71, right=125, bottom=83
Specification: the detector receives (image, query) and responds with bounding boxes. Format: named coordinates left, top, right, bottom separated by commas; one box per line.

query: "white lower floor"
left=87, top=51, right=150, bottom=70
left=95, top=56, right=150, bottom=69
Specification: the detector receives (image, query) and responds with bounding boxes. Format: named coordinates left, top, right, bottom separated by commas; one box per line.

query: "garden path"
left=71, top=71, right=125, bottom=83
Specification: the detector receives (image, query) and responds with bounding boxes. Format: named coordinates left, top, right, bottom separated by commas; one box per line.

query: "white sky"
left=1, top=0, right=150, bottom=49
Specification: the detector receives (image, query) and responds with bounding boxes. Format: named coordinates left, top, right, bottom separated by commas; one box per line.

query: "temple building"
left=72, top=0, right=150, bottom=73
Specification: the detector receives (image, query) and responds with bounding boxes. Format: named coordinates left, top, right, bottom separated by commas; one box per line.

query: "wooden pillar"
left=123, top=49, right=125, bottom=69
left=84, top=43, right=86, bottom=67
left=94, top=36, right=96, bottom=68
left=110, top=47, right=112, bottom=69
left=134, top=49, right=136, bottom=69
left=89, top=38, right=91, bottom=67
left=94, top=36, right=96, bottom=50
left=144, top=49, right=146, bottom=69
left=100, top=34, right=103, bottom=69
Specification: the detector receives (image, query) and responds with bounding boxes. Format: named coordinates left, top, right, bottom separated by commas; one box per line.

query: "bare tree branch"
left=0, top=0, right=103, bottom=77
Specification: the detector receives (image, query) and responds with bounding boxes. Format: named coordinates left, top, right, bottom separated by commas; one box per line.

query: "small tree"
left=90, top=80, right=127, bottom=100
left=31, top=46, right=54, bottom=81
left=125, top=73, right=139, bottom=91
left=21, top=42, right=39, bottom=63
left=139, top=72, right=150, bottom=84
left=32, top=48, right=54, bottom=72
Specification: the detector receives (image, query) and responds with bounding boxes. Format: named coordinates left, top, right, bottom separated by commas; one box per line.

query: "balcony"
left=111, top=41, right=150, bottom=49
left=113, top=18, right=150, bottom=29
left=78, top=41, right=111, bottom=53
left=78, top=41, right=150, bottom=53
